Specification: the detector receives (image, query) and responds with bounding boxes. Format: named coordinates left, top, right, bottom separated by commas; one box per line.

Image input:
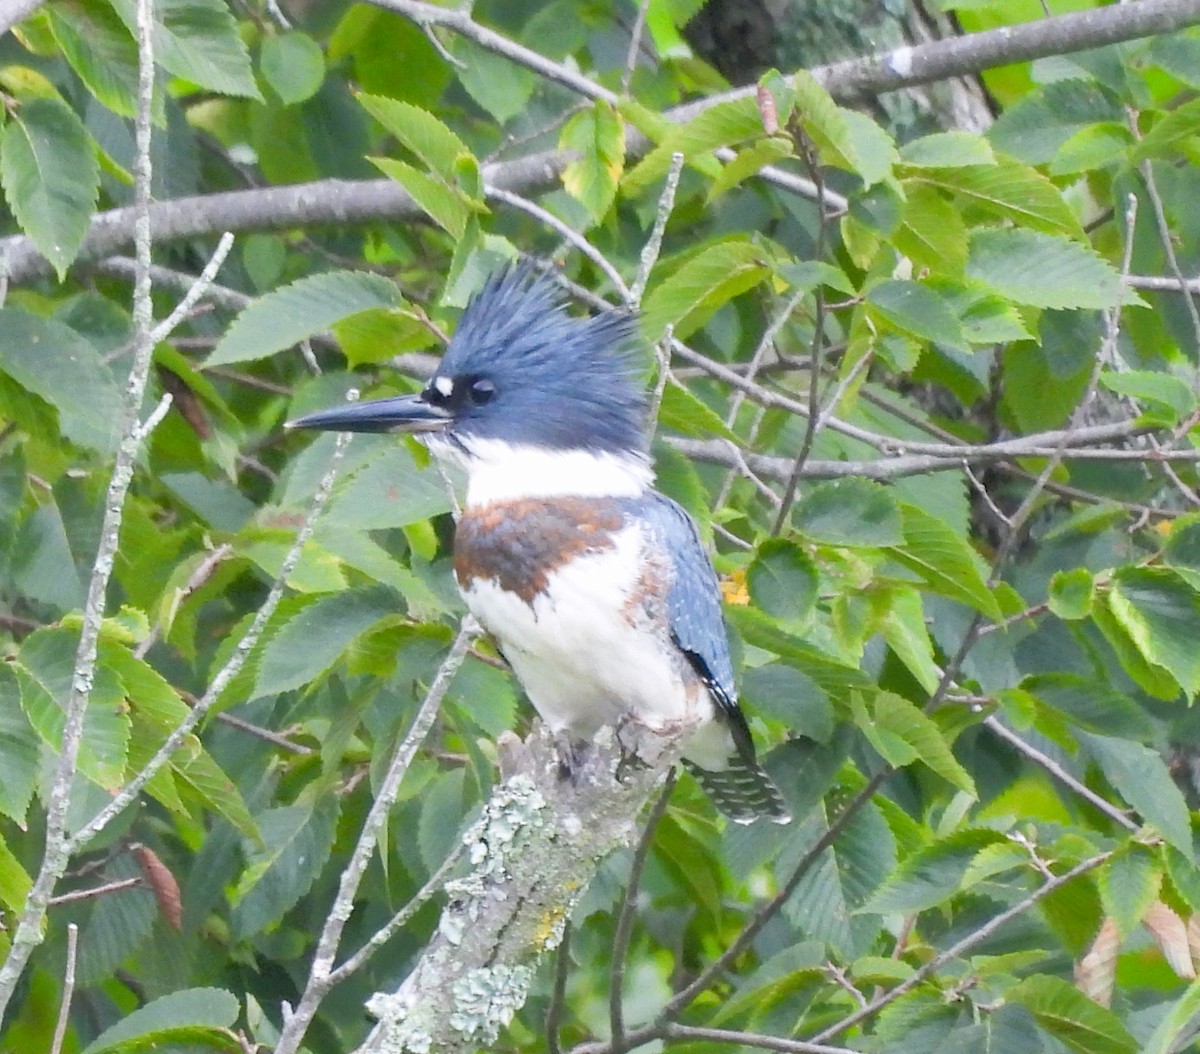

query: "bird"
left=288, top=264, right=790, bottom=824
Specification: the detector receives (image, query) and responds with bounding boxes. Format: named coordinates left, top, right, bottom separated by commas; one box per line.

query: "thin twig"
left=274, top=618, right=479, bottom=1054
left=48, top=878, right=143, bottom=906
left=488, top=184, right=631, bottom=301
left=983, top=717, right=1137, bottom=831
left=808, top=852, right=1111, bottom=1044
left=546, top=920, right=573, bottom=1054
left=134, top=543, right=234, bottom=660
left=610, top=772, right=675, bottom=1044
left=621, top=0, right=651, bottom=94
left=630, top=152, right=683, bottom=307
left=149, top=232, right=235, bottom=344
left=48, top=924, right=78, bottom=1054
left=326, top=838, right=466, bottom=986
left=667, top=1024, right=864, bottom=1054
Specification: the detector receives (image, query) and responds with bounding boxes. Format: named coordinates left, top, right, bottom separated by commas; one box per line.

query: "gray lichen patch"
left=448, top=964, right=535, bottom=1043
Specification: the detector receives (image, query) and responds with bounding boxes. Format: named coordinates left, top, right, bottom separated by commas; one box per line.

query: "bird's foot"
left=552, top=729, right=587, bottom=783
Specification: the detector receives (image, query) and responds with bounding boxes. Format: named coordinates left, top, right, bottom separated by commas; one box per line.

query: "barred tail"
left=683, top=756, right=791, bottom=825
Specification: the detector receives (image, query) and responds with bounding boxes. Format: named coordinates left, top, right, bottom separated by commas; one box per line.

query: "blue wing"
left=628, top=492, right=756, bottom=765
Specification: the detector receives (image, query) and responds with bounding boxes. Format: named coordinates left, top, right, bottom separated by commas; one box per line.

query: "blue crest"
left=436, top=263, right=648, bottom=455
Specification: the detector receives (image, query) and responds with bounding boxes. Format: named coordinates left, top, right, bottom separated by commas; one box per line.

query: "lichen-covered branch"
left=356, top=723, right=679, bottom=1054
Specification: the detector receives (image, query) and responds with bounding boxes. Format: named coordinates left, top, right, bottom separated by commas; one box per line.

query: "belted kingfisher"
left=289, top=265, right=790, bottom=824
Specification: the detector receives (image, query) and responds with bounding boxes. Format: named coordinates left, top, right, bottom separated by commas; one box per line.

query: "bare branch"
left=7, top=0, right=1198, bottom=284
left=983, top=716, right=1138, bottom=831
left=48, top=924, right=78, bottom=1054
left=0, top=0, right=160, bottom=1017
left=274, top=619, right=480, bottom=1054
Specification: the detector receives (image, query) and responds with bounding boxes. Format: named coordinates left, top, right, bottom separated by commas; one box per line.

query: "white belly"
left=460, top=524, right=716, bottom=740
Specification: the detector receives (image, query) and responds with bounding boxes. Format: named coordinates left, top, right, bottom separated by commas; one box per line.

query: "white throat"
left=443, top=438, right=654, bottom=506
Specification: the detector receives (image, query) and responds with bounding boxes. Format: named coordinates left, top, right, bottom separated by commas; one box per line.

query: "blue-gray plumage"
left=289, top=264, right=790, bottom=824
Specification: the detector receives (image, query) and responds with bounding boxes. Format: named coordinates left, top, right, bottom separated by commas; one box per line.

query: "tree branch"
left=355, top=723, right=681, bottom=1054
left=6, top=0, right=1199, bottom=285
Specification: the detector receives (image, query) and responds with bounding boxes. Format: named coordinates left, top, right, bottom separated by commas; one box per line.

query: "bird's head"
left=287, top=265, right=650, bottom=471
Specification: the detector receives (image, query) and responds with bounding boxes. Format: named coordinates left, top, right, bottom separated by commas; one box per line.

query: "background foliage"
left=4, top=0, right=1200, bottom=1052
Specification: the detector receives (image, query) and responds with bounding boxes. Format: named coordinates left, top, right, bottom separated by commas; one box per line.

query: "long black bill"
left=285, top=394, right=451, bottom=434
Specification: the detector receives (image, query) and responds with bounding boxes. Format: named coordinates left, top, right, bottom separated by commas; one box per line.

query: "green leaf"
left=792, top=69, right=857, bottom=174
left=892, top=185, right=968, bottom=277
left=625, top=96, right=762, bottom=192
left=18, top=629, right=130, bottom=792
left=1098, top=845, right=1161, bottom=939
left=371, top=156, right=471, bottom=238
left=0, top=97, right=99, bottom=278
left=99, top=643, right=257, bottom=838
left=0, top=666, right=42, bottom=825
left=448, top=36, right=535, bottom=123
left=862, top=829, right=1004, bottom=914
left=418, top=767, right=466, bottom=873
left=708, top=136, right=794, bottom=201
left=785, top=801, right=895, bottom=958
left=741, top=663, right=833, bottom=742
left=1048, top=568, right=1095, bottom=620
left=747, top=538, right=818, bottom=622
left=886, top=503, right=1001, bottom=619
left=12, top=500, right=84, bottom=611
left=0, top=308, right=124, bottom=453
left=260, top=32, right=324, bottom=105
left=207, top=271, right=401, bottom=366
left=908, top=158, right=1085, bottom=240
left=1077, top=731, right=1194, bottom=862
left=840, top=110, right=898, bottom=187
left=1142, top=977, right=1200, bottom=1054
left=358, top=94, right=474, bottom=185
left=1027, top=673, right=1154, bottom=741
left=967, top=228, right=1138, bottom=311
left=0, top=833, right=32, bottom=918
left=881, top=588, right=940, bottom=696
left=870, top=691, right=976, bottom=795
left=641, top=239, right=771, bottom=340
left=321, top=441, right=453, bottom=530
left=657, top=382, right=737, bottom=440
left=561, top=100, right=625, bottom=223
left=989, top=79, right=1123, bottom=165
left=254, top=586, right=399, bottom=697
left=866, top=279, right=967, bottom=350
left=1100, top=370, right=1197, bottom=422
left=47, top=0, right=139, bottom=117
left=1106, top=567, right=1200, bottom=696
left=1132, top=96, right=1200, bottom=163
left=231, top=796, right=339, bottom=937
left=80, top=987, right=239, bottom=1054
left=900, top=131, right=995, bottom=168
left=1050, top=122, right=1131, bottom=176
left=109, top=0, right=261, bottom=100
left=1006, top=975, right=1137, bottom=1054
left=795, top=478, right=903, bottom=547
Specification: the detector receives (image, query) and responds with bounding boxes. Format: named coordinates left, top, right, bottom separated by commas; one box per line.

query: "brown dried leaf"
left=1187, top=914, right=1200, bottom=972
left=1144, top=900, right=1195, bottom=979
left=132, top=842, right=182, bottom=931
left=1075, top=915, right=1119, bottom=1007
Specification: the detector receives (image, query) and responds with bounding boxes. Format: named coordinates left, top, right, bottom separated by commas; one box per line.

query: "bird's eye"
left=468, top=377, right=495, bottom=405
